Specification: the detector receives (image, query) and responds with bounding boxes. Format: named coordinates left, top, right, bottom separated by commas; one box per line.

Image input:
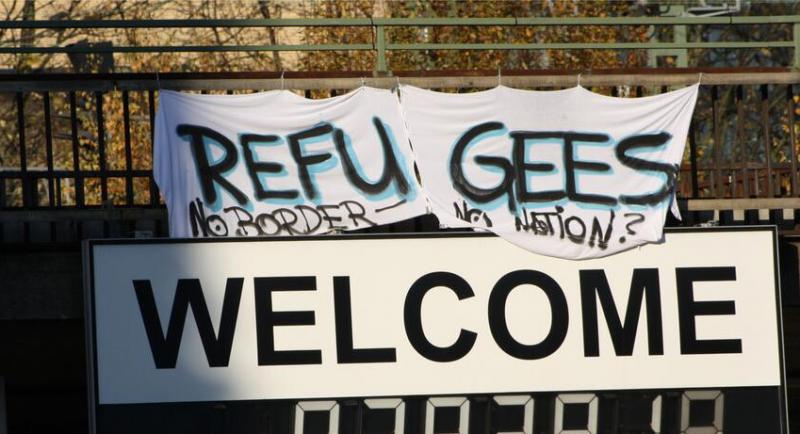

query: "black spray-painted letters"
left=177, top=117, right=411, bottom=207
left=450, top=123, right=678, bottom=212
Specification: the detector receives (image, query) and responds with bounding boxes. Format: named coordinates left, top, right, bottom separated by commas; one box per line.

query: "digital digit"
left=294, top=400, right=340, bottom=434
left=680, top=390, right=723, bottom=434
left=364, top=398, right=405, bottom=434
left=425, top=396, right=470, bottom=434
left=651, top=395, right=662, bottom=434
left=492, top=395, right=534, bottom=434
left=553, top=393, right=598, bottom=434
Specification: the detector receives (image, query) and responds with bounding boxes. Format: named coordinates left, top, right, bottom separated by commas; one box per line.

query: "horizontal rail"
left=3, top=16, right=800, bottom=29
left=0, top=71, right=797, bottom=92
left=0, top=208, right=165, bottom=223
left=386, top=41, right=795, bottom=50
left=0, top=170, right=152, bottom=179
left=684, top=198, right=800, bottom=211
left=4, top=15, right=800, bottom=71
left=0, top=44, right=375, bottom=54
left=4, top=41, right=793, bottom=56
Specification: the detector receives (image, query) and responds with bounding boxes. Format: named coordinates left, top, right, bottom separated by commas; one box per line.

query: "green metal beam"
left=794, top=23, right=800, bottom=69
left=2, top=15, right=800, bottom=29
left=2, top=41, right=791, bottom=55
left=0, top=18, right=374, bottom=29
left=0, top=44, right=374, bottom=54
left=386, top=41, right=794, bottom=50
left=375, top=25, right=387, bottom=72
left=371, top=17, right=517, bottom=26
left=2, top=15, right=798, bottom=70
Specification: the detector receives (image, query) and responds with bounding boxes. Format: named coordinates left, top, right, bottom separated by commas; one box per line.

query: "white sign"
left=86, top=228, right=782, bottom=405
left=154, top=88, right=427, bottom=238
left=401, top=84, right=699, bottom=259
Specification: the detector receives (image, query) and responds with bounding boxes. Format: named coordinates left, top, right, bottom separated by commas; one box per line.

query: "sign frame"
left=82, top=226, right=789, bottom=434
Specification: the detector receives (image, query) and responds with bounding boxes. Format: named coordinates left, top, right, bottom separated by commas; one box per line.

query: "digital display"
left=97, top=387, right=786, bottom=434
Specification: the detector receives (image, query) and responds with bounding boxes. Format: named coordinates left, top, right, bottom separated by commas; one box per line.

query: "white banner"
left=87, top=229, right=782, bottom=404
left=154, top=85, right=700, bottom=260
left=154, top=88, right=427, bottom=238
left=401, top=84, right=699, bottom=259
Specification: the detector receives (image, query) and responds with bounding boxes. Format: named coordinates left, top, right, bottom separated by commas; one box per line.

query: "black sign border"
left=82, top=226, right=789, bottom=434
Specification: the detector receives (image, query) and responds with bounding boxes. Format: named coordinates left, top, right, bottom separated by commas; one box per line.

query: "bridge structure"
left=1, top=15, right=800, bottom=434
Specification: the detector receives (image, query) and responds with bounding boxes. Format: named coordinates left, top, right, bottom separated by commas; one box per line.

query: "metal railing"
left=3, top=14, right=800, bottom=240
left=1, top=70, right=800, bottom=242
left=1, top=16, right=800, bottom=71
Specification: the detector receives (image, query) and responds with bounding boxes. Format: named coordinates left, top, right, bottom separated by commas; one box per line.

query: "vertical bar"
left=69, top=91, right=84, bottom=239
left=43, top=91, right=57, bottom=240
left=353, top=402, right=364, bottom=434
left=16, top=92, right=30, bottom=241
left=150, top=54, right=163, bottom=227
left=95, top=91, right=108, bottom=204
left=0, top=177, right=5, bottom=242
left=148, top=89, right=159, bottom=207
left=122, top=90, right=134, bottom=205
left=43, top=91, right=55, bottom=207
left=16, top=92, right=29, bottom=206
left=0, top=377, right=7, bottom=434
left=735, top=85, right=749, bottom=197
left=789, top=85, right=799, bottom=196
left=761, top=84, right=773, bottom=197
left=69, top=91, right=84, bottom=207
left=148, top=89, right=155, bottom=144
left=689, top=120, right=699, bottom=198
left=712, top=86, right=724, bottom=198
left=375, top=24, right=387, bottom=72
left=55, top=177, right=61, bottom=206
left=794, top=23, right=800, bottom=69
left=673, top=16, right=688, bottom=67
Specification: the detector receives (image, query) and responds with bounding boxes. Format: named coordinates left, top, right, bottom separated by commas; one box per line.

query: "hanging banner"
left=400, top=84, right=699, bottom=259
left=154, top=88, right=427, bottom=238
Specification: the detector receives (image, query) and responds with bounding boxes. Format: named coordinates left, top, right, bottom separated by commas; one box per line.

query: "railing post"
left=375, top=23, right=387, bottom=73
left=689, top=121, right=700, bottom=198
left=647, top=5, right=688, bottom=68
left=735, top=85, right=749, bottom=198
left=788, top=85, right=799, bottom=195
left=760, top=84, right=773, bottom=197
left=794, top=22, right=800, bottom=69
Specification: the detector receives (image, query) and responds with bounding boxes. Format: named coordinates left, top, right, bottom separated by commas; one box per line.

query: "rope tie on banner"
left=280, top=71, right=285, bottom=90
left=155, top=70, right=161, bottom=91
left=577, top=73, right=582, bottom=87
left=361, top=76, right=366, bottom=88
left=698, top=72, right=704, bottom=85
left=497, top=67, right=502, bottom=86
